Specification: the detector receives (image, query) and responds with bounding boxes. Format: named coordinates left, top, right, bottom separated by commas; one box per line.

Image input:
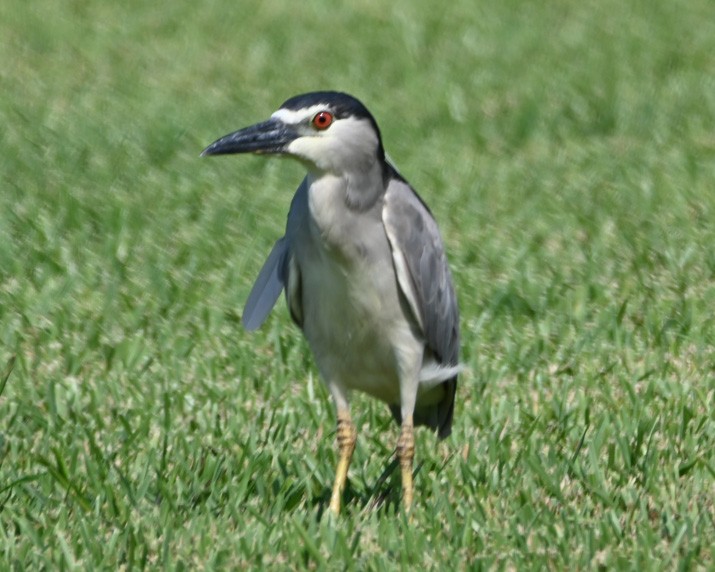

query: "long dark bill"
left=201, top=118, right=298, bottom=157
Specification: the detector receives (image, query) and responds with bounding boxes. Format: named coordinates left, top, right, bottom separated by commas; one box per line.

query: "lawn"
left=1, top=0, right=714, bottom=569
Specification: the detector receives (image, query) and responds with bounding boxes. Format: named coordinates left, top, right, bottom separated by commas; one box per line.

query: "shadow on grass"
left=310, top=458, right=427, bottom=519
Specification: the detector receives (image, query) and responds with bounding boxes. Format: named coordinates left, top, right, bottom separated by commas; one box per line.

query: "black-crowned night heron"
left=202, top=91, right=459, bottom=515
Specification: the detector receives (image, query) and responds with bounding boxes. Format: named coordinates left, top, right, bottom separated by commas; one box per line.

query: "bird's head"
left=201, top=91, right=385, bottom=174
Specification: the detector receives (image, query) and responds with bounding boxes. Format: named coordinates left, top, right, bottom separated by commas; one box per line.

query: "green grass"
left=1, top=0, right=714, bottom=569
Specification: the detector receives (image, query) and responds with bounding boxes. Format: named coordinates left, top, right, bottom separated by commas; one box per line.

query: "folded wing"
left=382, top=172, right=460, bottom=437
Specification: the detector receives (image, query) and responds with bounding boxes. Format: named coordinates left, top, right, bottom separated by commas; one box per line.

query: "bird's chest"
left=294, top=179, right=405, bottom=385
left=302, top=178, right=391, bottom=302
left=305, top=177, right=369, bottom=261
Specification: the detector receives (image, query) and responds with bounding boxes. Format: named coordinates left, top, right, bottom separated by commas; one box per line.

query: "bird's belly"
left=299, top=251, right=417, bottom=404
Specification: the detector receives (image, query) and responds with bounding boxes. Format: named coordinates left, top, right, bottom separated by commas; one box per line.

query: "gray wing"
left=242, top=178, right=307, bottom=331
left=242, top=237, right=288, bottom=330
left=383, top=175, right=459, bottom=438
left=383, top=177, right=460, bottom=367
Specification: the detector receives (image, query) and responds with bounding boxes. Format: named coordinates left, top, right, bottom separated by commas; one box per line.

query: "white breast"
left=292, top=174, right=424, bottom=404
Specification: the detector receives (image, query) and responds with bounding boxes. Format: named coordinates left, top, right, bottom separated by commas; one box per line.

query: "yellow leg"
left=329, top=409, right=357, bottom=516
left=397, top=416, right=415, bottom=512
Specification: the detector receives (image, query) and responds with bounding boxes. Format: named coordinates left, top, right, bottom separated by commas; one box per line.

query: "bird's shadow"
left=310, top=457, right=425, bottom=519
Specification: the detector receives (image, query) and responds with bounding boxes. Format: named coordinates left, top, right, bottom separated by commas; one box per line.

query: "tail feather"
left=388, top=375, right=457, bottom=440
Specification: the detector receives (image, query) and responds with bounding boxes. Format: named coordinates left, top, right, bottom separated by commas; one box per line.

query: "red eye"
left=312, top=111, right=333, bottom=130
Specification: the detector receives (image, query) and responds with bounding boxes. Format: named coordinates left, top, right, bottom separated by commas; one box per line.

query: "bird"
left=202, top=91, right=460, bottom=515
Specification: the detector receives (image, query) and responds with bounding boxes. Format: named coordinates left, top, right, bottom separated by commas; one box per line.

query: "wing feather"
left=242, top=238, right=288, bottom=330
left=383, top=175, right=460, bottom=438
left=383, top=178, right=460, bottom=367
left=243, top=177, right=308, bottom=331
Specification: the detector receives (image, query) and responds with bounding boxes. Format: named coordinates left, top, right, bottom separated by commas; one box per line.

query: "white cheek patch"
left=285, top=137, right=316, bottom=155
left=285, top=137, right=335, bottom=171
left=285, top=116, right=378, bottom=172
left=330, top=117, right=376, bottom=145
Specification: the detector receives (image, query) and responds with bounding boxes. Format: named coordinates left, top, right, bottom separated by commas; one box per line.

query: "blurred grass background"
left=1, top=0, right=714, bottom=569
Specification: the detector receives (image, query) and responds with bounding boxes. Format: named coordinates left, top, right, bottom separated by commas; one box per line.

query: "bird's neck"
left=327, top=159, right=385, bottom=212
